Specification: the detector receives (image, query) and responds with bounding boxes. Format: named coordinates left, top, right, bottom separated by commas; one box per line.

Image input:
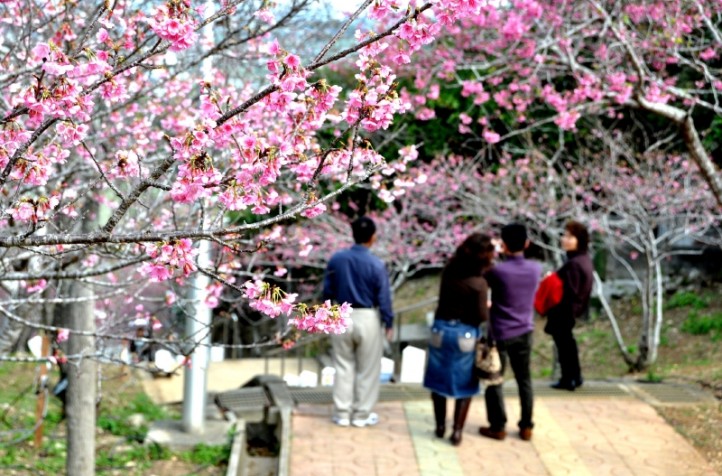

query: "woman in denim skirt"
left=423, top=233, right=495, bottom=445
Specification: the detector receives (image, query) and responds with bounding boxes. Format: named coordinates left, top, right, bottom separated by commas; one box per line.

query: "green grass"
left=537, top=367, right=553, bottom=378
left=681, top=311, right=722, bottom=340
left=394, top=275, right=439, bottom=325
left=0, top=439, right=67, bottom=473
left=96, top=443, right=170, bottom=472
left=666, top=291, right=709, bottom=310
left=178, top=442, right=232, bottom=466
left=0, top=364, right=66, bottom=442
left=97, top=393, right=170, bottom=442
left=577, top=328, right=610, bottom=344
left=0, top=363, right=230, bottom=474
left=659, top=323, right=672, bottom=347
left=644, top=368, right=664, bottom=383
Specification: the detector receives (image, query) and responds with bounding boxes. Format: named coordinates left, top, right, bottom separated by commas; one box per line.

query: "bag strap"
left=484, top=319, right=496, bottom=346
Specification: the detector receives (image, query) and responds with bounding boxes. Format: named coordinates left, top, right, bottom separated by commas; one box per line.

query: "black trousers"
left=552, top=328, right=582, bottom=385
left=484, top=331, right=534, bottom=431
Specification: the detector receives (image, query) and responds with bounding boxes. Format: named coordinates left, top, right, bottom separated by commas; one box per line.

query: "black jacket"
left=435, top=264, right=489, bottom=328
left=544, top=251, right=594, bottom=334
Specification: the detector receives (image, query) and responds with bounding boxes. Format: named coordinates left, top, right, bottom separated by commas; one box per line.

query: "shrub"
left=645, top=368, right=664, bottom=383
left=681, top=311, right=722, bottom=340
left=178, top=442, right=231, bottom=466
left=96, top=442, right=170, bottom=470
left=666, top=291, right=708, bottom=310
left=97, top=393, right=168, bottom=441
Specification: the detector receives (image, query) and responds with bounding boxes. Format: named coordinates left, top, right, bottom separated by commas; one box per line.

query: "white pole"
left=183, top=4, right=215, bottom=433
left=183, top=239, right=212, bottom=433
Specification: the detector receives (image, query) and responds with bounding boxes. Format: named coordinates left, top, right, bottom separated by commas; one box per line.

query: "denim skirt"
left=423, top=320, right=480, bottom=398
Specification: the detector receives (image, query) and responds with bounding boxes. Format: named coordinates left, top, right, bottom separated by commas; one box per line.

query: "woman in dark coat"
left=545, top=221, right=594, bottom=391
left=423, top=233, right=495, bottom=445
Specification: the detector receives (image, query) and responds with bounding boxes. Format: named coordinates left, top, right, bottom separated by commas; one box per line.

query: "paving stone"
left=286, top=385, right=720, bottom=476
left=138, top=367, right=719, bottom=476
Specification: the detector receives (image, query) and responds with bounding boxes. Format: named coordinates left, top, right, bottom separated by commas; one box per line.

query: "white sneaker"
left=332, top=416, right=350, bottom=427
left=351, top=412, right=379, bottom=428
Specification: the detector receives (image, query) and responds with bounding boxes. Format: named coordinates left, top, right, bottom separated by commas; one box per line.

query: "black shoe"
left=449, top=398, right=471, bottom=446
left=450, top=429, right=463, bottom=446
left=435, top=425, right=446, bottom=438
left=575, top=378, right=584, bottom=389
left=550, top=380, right=576, bottom=391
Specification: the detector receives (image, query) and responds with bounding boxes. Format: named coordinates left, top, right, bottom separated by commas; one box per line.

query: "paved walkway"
left=137, top=362, right=719, bottom=476
left=290, top=391, right=719, bottom=476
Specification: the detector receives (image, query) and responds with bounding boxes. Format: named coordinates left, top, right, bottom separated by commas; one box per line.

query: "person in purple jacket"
left=479, top=223, right=542, bottom=442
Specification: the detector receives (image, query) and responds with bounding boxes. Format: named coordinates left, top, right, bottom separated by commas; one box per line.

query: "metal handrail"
left=262, top=334, right=327, bottom=380
left=261, top=296, right=440, bottom=381
left=393, top=297, right=438, bottom=374
left=393, top=296, right=439, bottom=316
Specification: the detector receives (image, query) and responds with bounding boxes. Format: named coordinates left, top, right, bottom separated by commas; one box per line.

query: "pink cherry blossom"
left=56, top=328, right=70, bottom=343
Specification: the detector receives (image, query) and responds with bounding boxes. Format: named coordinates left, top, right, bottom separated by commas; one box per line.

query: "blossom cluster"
left=343, top=38, right=407, bottom=132
left=290, top=301, right=352, bottom=335
left=140, top=239, right=198, bottom=282
left=243, top=280, right=297, bottom=318
left=265, top=39, right=308, bottom=93
left=243, top=280, right=351, bottom=335
left=148, top=1, right=198, bottom=52
left=169, top=128, right=222, bottom=203
left=22, top=42, right=99, bottom=122
left=9, top=194, right=60, bottom=223
left=106, top=150, right=141, bottom=179
left=24, top=279, right=48, bottom=294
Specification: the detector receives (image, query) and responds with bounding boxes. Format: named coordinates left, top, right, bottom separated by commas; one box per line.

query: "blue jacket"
left=323, top=244, right=394, bottom=328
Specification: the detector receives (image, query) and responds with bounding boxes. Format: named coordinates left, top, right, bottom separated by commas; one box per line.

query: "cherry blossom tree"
left=375, top=110, right=718, bottom=371
left=387, top=0, right=722, bottom=207
left=577, top=132, right=721, bottom=370
left=448, top=134, right=721, bottom=370
left=6, top=1, right=722, bottom=471
left=0, top=1, right=508, bottom=473
left=356, top=0, right=722, bottom=371
left=248, top=147, right=484, bottom=299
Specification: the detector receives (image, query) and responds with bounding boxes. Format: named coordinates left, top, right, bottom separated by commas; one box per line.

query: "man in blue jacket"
left=323, top=217, right=394, bottom=428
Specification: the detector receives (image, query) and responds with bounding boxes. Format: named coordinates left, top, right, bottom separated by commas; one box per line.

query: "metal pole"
left=34, top=336, right=50, bottom=449
left=183, top=240, right=212, bottom=433
left=182, top=1, right=214, bottom=435
left=395, top=310, right=402, bottom=375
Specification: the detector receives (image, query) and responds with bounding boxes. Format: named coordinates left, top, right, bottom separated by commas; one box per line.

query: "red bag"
left=534, top=272, right=563, bottom=316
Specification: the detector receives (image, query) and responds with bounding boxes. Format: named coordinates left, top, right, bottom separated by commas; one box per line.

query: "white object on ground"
left=400, top=346, right=426, bottom=383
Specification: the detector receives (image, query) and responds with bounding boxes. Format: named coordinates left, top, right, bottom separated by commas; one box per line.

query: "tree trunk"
left=64, top=279, right=96, bottom=476
left=593, top=272, right=635, bottom=367
left=0, top=313, right=27, bottom=354
left=59, top=202, right=98, bottom=476
left=636, top=96, right=722, bottom=208
left=650, top=254, right=665, bottom=366
left=0, top=259, right=47, bottom=354
left=636, top=251, right=655, bottom=371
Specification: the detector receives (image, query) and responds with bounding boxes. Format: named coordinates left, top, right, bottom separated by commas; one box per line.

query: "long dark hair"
left=446, top=233, right=495, bottom=277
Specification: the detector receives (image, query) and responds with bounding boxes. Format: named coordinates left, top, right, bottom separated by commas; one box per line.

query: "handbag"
left=475, top=336, right=503, bottom=385
left=534, top=271, right=563, bottom=316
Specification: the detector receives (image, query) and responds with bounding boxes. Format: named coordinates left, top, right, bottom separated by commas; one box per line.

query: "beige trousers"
left=331, top=309, right=383, bottom=420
